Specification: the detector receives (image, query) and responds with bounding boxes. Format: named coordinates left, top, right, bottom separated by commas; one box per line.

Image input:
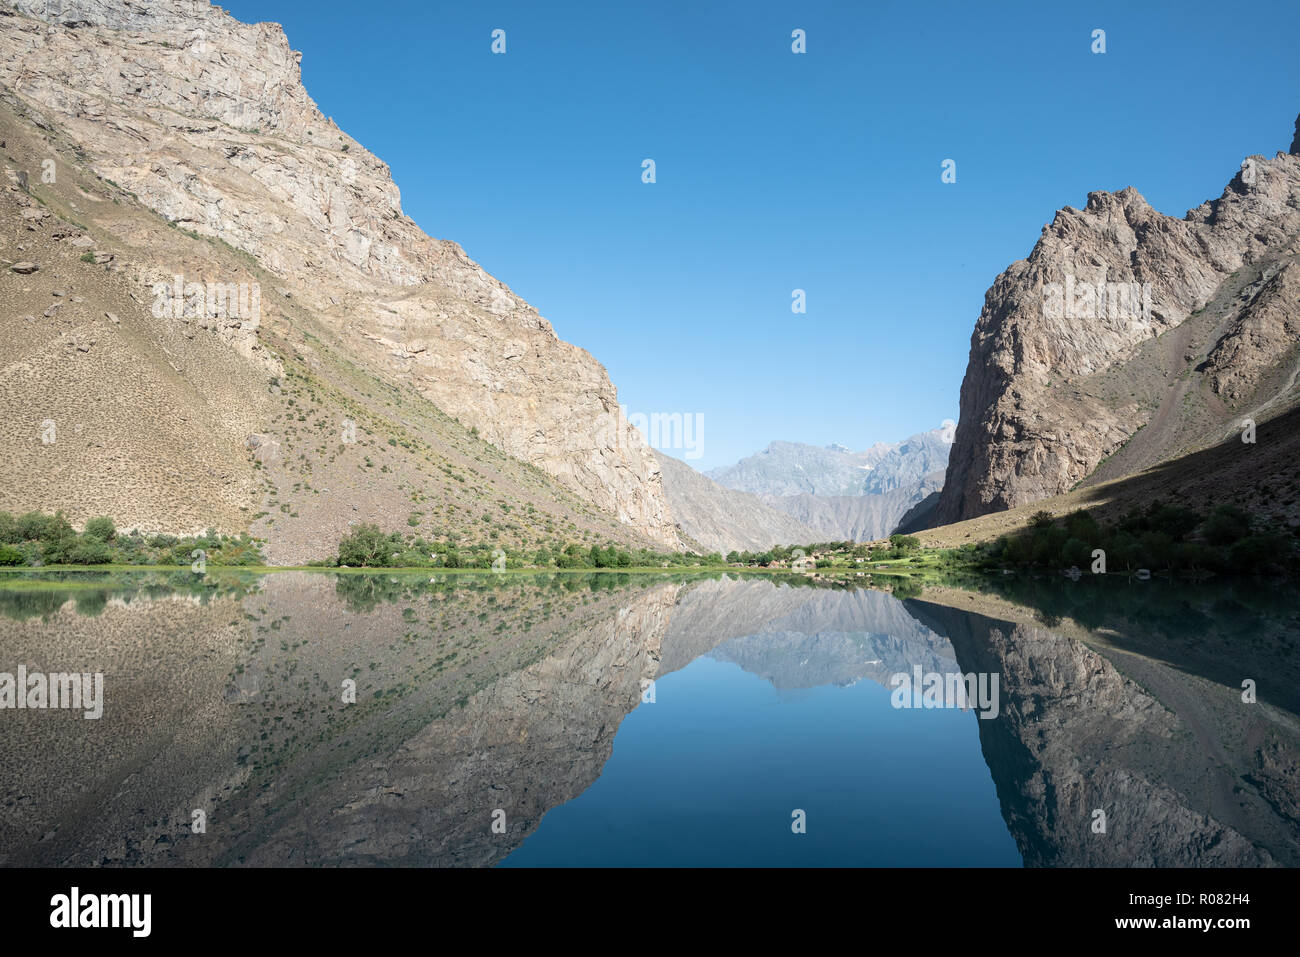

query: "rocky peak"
left=935, top=112, right=1300, bottom=525
left=18, top=0, right=230, bottom=33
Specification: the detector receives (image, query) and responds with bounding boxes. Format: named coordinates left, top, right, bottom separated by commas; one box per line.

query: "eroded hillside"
left=0, top=0, right=683, bottom=559
left=0, top=96, right=666, bottom=563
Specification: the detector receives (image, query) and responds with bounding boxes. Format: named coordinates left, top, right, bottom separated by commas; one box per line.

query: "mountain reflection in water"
left=0, top=570, right=1295, bottom=867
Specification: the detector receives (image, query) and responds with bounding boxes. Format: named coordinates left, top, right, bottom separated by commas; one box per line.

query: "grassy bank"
left=5, top=498, right=1294, bottom=581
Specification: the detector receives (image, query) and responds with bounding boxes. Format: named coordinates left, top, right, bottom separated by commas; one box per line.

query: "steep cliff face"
left=936, top=116, right=1300, bottom=525
left=0, top=0, right=678, bottom=546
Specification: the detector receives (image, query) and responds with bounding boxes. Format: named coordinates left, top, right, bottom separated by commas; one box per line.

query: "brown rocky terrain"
left=0, top=0, right=680, bottom=558
left=935, top=114, right=1300, bottom=528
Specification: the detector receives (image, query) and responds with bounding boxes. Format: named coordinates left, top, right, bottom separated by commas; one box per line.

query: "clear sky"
left=222, top=0, right=1300, bottom=469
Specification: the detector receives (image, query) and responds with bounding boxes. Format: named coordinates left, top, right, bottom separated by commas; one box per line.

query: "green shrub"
left=83, top=516, right=117, bottom=541
left=67, top=539, right=114, bottom=564
left=337, top=523, right=399, bottom=567
left=39, top=535, right=78, bottom=564
left=1063, top=510, right=1100, bottom=543
left=1201, top=507, right=1250, bottom=546
left=1146, top=505, right=1200, bottom=540
left=18, top=511, right=73, bottom=541
left=1061, top=537, right=1092, bottom=568
left=1228, top=534, right=1288, bottom=573
left=889, top=533, right=921, bottom=553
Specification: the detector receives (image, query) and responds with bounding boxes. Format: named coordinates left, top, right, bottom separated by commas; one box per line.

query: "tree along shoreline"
left=2, top=498, right=1295, bottom=579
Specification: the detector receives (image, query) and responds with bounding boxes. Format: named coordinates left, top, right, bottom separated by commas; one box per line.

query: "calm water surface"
left=1, top=569, right=1296, bottom=867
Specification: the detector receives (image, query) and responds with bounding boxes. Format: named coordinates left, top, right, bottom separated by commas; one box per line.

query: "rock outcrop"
left=935, top=115, right=1300, bottom=525
left=0, top=0, right=678, bottom=546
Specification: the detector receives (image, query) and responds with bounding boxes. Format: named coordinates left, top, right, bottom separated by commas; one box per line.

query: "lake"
left=1, top=569, right=1296, bottom=867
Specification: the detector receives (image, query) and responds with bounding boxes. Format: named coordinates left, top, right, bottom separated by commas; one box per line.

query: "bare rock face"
left=936, top=117, right=1300, bottom=525
left=0, top=0, right=678, bottom=546
left=1203, top=258, right=1300, bottom=402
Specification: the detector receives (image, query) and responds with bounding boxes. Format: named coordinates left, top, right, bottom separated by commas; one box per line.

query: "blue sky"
left=224, top=0, right=1300, bottom=470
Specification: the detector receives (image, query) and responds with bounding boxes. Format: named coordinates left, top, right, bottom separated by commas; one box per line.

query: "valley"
left=0, top=0, right=1297, bottom=883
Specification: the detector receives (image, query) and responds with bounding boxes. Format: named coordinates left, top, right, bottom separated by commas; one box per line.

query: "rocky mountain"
left=935, top=114, right=1300, bottom=527
left=760, top=472, right=944, bottom=542
left=862, top=428, right=951, bottom=493
left=705, top=427, right=952, bottom=541
left=707, top=439, right=896, bottom=497
left=0, top=0, right=679, bottom=557
left=653, top=450, right=820, bottom=554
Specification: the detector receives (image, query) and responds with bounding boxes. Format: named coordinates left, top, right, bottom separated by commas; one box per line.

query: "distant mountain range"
left=653, top=451, right=820, bottom=554
left=706, top=429, right=951, bottom=498
left=705, top=440, right=896, bottom=497
left=654, top=428, right=952, bottom=550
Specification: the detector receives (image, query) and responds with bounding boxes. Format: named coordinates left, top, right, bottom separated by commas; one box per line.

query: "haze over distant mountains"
left=694, top=427, right=952, bottom=544
left=709, top=428, right=951, bottom=497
